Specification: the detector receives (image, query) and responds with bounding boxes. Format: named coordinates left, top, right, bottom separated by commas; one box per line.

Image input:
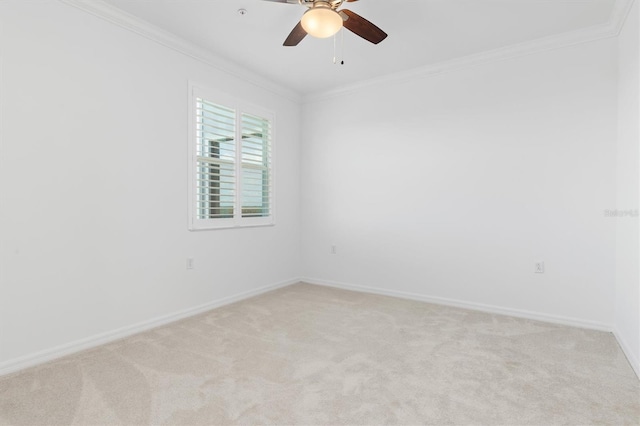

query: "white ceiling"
left=102, top=0, right=617, bottom=95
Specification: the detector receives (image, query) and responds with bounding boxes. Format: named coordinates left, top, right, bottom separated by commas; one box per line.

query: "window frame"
left=188, top=83, right=276, bottom=231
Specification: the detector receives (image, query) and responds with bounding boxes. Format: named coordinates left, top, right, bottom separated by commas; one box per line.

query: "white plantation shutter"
left=195, top=99, right=236, bottom=220
left=241, top=113, right=272, bottom=218
left=189, top=85, right=275, bottom=230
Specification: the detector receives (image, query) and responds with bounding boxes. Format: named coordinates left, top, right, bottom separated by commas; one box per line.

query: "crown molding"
left=610, top=0, right=637, bottom=35
left=58, top=0, right=634, bottom=106
left=58, top=0, right=302, bottom=104
left=304, top=0, right=635, bottom=103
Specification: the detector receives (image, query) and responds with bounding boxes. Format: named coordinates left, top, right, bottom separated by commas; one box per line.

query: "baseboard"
left=613, top=329, right=640, bottom=380
left=0, top=278, right=299, bottom=377
left=1, top=276, right=622, bottom=378
left=302, top=277, right=613, bottom=332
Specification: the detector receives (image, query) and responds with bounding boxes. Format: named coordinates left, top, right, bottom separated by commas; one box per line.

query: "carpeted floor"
left=0, top=283, right=638, bottom=425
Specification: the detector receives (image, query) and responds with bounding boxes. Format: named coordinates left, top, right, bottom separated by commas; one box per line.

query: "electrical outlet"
left=534, top=261, right=544, bottom=274
left=186, top=258, right=195, bottom=270
left=331, top=245, right=337, bottom=255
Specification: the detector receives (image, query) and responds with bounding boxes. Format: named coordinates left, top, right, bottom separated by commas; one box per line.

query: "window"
left=189, top=84, right=274, bottom=230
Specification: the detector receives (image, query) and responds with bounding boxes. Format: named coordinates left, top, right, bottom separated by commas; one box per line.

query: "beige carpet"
left=0, top=283, right=638, bottom=425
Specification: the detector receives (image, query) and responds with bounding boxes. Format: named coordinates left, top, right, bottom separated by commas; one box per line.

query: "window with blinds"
left=241, top=113, right=271, bottom=218
left=196, top=101, right=236, bottom=220
left=189, top=85, right=274, bottom=230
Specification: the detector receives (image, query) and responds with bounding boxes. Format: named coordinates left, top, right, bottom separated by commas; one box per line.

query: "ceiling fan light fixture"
left=300, top=3, right=343, bottom=38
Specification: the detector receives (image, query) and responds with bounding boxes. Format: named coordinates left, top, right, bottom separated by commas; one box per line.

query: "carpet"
left=0, top=283, right=638, bottom=425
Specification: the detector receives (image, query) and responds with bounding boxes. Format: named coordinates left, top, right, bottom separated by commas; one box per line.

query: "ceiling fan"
left=262, top=0, right=387, bottom=46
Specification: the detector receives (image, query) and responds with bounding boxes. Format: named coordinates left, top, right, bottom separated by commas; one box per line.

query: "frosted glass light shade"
left=301, top=6, right=343, bottom=38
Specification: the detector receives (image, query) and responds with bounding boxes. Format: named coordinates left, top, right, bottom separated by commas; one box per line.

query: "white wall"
left=0, top=0, right=632, bottom=376
left=301, top=39, right=619, bottom=328
left=615, top=0, right=640, bottom=375
left=0, top=1, right=301, bottom=368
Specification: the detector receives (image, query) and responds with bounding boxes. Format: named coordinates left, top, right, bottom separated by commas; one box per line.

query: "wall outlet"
left=186, top=258, right=195, bottom=270
left=331, top=245, right=337, bottom=255
left=534, top=261, right=545, bottom=274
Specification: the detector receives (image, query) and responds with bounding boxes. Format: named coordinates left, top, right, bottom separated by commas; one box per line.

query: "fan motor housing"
left=299, top=0, right=344, bottom=9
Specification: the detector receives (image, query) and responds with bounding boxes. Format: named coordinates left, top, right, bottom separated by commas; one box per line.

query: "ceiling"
left=102, top=0, right=617, bottom=95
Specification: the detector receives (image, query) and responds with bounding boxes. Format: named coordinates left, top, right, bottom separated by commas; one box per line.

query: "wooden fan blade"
left=284, top=21, right=307, bottom=46
left=339, top=9, right=387, bottom=44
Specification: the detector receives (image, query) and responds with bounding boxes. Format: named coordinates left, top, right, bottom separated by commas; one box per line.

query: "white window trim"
left=188, top=82, right=276, bottom=231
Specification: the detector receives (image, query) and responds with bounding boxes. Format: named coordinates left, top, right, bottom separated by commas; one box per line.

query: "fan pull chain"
left=333, top=31, right=337, bottom=64
left=341, top=27, right=345, bottom=65
left=332, top=28, right=345, bottom=65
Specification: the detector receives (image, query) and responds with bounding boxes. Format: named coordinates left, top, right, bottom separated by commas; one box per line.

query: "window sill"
left=188, top=220, right=275, bottom=231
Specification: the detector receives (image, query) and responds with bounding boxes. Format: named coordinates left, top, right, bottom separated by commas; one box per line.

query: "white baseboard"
left=302, top=277, right=613, bottom=332
left=613, top=329, right=640, bottom=380
left=4, top=276, right=630, bottom=380
left=0, top=278, right=299, bottom=377
left=306, top=278, right=640, bottom=380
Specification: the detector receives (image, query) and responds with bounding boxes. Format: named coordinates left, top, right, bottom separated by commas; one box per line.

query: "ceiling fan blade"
left=283, top=21, right=308, bottom=46
left=261, top=0, right=299, bottom=3
left=339, top=9, right=387, bottom=44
